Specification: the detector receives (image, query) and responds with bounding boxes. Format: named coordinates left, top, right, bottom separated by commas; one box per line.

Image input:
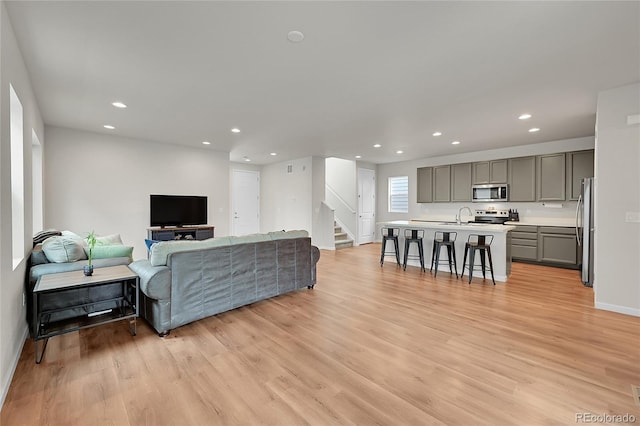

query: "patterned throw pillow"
left=33, top=229, right=61, bottom=246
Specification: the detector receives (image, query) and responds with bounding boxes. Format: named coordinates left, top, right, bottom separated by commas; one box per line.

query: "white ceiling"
left=5, top=1, right=640, bottom=164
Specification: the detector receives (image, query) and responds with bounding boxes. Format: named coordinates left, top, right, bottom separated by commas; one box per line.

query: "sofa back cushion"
left=149, top=230, right=310, bottom=266
left=150, top=237, right=232, bottom=266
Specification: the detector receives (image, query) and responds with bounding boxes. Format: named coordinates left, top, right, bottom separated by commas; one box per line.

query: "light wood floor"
left=3, top=244, right=640, bottom=425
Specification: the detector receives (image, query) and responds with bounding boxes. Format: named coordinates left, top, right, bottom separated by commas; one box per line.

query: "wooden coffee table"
left=32, top=264, right=139, bottom=363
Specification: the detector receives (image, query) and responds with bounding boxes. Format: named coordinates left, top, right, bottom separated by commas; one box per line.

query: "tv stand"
left=147, top=225, right=214, bottom=241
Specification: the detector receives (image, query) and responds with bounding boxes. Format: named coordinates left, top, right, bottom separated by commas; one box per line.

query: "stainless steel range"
left=472, top=209, right=510, bottom=224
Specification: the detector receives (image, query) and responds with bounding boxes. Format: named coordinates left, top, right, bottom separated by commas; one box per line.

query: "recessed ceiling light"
left=231, top=128, right=241, bottom=133
left=529, top=127, right=540, bottom=133
left=270, top=152, right=277, bottom=156
left=451, top=141, right=461, bottom=145
left=103, top=125, right=115, bottom=130
left=202, top=141, right=211, bottom=145
left=373, top=144, right=382, bottom=148
left=287, top=30, right=304, bottom=43
left=112, top=101, right=127, bottom=109
left=519, top=113, right=532, bottom=120
left=396, top=150, right=403, bottom=154
left=355, top=155, right=362, bottom=159
left=244, top=158, right=251, bottom=162
left=432, top=131, right=442, bottom=137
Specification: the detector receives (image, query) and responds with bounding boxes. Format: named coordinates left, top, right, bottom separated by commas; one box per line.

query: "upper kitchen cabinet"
left=417, top=167, right=433, bottom=203
left=451, top=163, right=472, bottom=202
left=566, top=150, right=594, bottom=200
left=472, top=160, right=508, bottom=184
left=537, top=153, right=566, bottom=201
left=508, top=156, right=536, bottom=202
left=433, top=165, right=451, bottom=202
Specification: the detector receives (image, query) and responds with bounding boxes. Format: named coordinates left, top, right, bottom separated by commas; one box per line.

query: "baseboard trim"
left=595, top=302, right=640, bottom=317
left=0, top=325, right=28, bottom=411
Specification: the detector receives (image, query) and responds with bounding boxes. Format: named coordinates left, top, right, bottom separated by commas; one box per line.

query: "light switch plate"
left=625, top=212, right=640, bottom=223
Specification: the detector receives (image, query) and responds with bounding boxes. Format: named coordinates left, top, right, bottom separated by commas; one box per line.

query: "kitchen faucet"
left=456, top=206, right=473, bottom=224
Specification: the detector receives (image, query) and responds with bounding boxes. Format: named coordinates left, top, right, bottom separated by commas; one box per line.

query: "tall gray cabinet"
left=566, top=150, right=595, bottom=200
left=433, top=165, right=451, bottom=202
left=537, top=153, right=566, bottom=201
left=417, top=167, right=433, bottom=203
left=507, top=156, right=536, bottom=202
left=451, top=163, right=472, bottom=202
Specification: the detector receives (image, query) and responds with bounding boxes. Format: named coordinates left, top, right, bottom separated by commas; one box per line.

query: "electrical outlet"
left=625, top=212, right=640, bottom=223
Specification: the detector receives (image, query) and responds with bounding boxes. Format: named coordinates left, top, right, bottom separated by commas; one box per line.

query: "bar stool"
left=461, top=234, right=495, bottom=285
left=430, top=231, right=458, bottom=278
left=380, top=227, right=401, bottom=266
left=403, top=229, right=426, bottom=272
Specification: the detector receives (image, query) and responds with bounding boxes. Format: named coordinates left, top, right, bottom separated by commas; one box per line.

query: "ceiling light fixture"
left=103, top=125, right=115, bottom=130
left=287, top=30, right=304, bottom=43
left=231, top=128, right=241, bottom=133
left=202, top=141, right=211, bottom=145
left=432, top=131, right=442, bottom=137
left=396, top=150, right=403, bottom=154
left=529, top=128, right=540, bottom=133
left=112, top=102, right=127, bottom=109
left=355, top=155, right=362, bottom=159
left=519, top=113, right=532, bottom=120
left=270, top=152, right=277, bottom=156
left=451, top=141, right=461, bottom=145
left=373, top=144, right=381, bottom=148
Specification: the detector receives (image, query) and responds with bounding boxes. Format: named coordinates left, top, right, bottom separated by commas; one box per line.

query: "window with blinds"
left=388, top=176, right=408, bottom=213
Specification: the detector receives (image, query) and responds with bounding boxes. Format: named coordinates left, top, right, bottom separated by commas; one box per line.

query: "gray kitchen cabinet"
left=538, top=227, right=579, bottom=268
left=511, top=225, right=538, bottom=261
left=537, top=153, right=566, bottom=201
left=473, top=160, right=508, bottom=184
left=510, top=225, right=579, bottom=269
left=417, top=167, right=433, bottom=203
left=566, top=150, right=594, bottom=200
left=451, top=163, right=472, bottom=202
left=508, top=156, right=536, bottom=202
left=433, top=165, right=451, bottom=202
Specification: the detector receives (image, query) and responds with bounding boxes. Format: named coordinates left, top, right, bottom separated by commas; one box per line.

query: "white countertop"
left=381, top=220, right=515, bottom=233
left=505, top=218, right=576, bottom=227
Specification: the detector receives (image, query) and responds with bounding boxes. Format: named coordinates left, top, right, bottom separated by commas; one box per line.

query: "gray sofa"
left=129, top=231, right=320, bottom=336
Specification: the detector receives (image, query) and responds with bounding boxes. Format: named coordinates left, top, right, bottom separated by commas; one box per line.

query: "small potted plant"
left=84, top=230, right=97, bottom=276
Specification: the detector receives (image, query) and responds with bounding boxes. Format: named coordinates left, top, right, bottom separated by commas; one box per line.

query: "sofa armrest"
left=129, top=260, right=170, bottom=300
left=311, top=246, right=320, bottom=265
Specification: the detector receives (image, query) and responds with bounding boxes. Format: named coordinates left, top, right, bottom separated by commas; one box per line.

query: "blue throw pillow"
left=145, top=239, right=160, bottom=253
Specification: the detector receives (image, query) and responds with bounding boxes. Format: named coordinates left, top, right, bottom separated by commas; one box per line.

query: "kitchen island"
left=378, top=220, right=516, bottom=282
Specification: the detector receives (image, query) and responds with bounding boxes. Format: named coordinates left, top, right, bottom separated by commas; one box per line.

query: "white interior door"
left=232, top=169, right=260, bottom=236
left=358, top=168, right=375, bottom=244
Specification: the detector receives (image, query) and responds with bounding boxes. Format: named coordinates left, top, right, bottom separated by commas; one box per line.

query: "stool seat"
left=430, top=231, right=458, bottom=278
left=403, top=229, right=425, bottom=272
left=461, top=234, right=495, bottom=285
left=380, top=227, right=401, bottom=266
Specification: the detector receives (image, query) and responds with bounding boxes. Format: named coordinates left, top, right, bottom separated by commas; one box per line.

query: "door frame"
left=357, top=168, right=376, bottom=245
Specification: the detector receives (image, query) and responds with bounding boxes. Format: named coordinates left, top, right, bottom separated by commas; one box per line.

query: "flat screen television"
left=150, top=195, right=207, bottom=228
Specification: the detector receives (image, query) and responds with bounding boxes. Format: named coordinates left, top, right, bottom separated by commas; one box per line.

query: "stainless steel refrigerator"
left=576, top=177, right=594, bottom=287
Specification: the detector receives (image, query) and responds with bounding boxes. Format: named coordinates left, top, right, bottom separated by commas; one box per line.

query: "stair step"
left=334, top=232, right=348, bottom=240
left=335, top=239, right=354, bottom=249
left=334, top=226, right=342, bottom=233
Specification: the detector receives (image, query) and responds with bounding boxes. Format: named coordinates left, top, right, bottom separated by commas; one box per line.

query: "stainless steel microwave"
left=472, top=184, right=508, bottom=202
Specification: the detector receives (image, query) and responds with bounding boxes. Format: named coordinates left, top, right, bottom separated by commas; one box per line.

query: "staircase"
left=334, top=222, right=354, bottom=250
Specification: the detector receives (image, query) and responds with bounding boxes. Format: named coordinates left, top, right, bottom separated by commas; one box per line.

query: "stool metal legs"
left=403, top=239, right=425, bottom=272
left=380, top=237, right=400, bottom=266
left=431, top=242, right=458, bottom=278
left=462, top=245, right=495, bottom=285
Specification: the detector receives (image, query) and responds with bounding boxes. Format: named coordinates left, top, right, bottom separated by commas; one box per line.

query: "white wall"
left=0, top=1, right=45, bottom=408
left=376, top=136, right=595, bottom=230
left=325, top=157, right=357, bottom=238
left=44, top=126, right=230, bottom=260
left=261, top=156, right=313, bottom=234
left=594, top=82, right=640, bottom=316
